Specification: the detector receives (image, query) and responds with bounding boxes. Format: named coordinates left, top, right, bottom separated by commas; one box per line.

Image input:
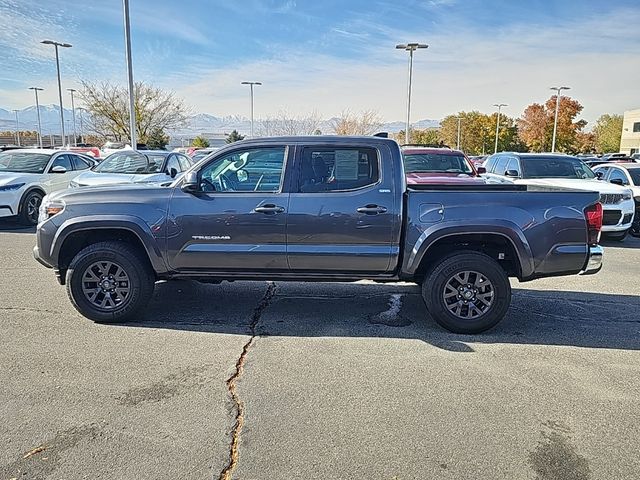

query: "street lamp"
left=77, top=107, right=86, bottom=144
left=29, top=87, right=44, bottom=148
left=396, top=43, right=428, bottom=144
left=41, top=40, right=72, bottom=146
left=456, top=116, right=462, bottom=150
left=67, top=88, right=77, bottom=146
left=123, top=0, right=137, bottom=149
left=12, top=110, right=20, bottom=147
left=550, top=86, right=570, bottom=153
left=241, top=81, right=262, bottom=138
left=493, top=103, right=507, bottom=153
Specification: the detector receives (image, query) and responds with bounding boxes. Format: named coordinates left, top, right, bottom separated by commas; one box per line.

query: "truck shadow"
left=128, top=280, right=640, bottom=352
left=601, top=236, right=640, bottom=249
left=0, top=218, right=35, bottom=234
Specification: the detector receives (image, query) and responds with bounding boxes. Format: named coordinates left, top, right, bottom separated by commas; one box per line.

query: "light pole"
left=456, top=116, right=462, bottom=150
left=396, top=43, right=428, bottom=144
left=123, top=0, right=137, bottom=149
left=13, top=110, right=20, bottom=147
left=550, top=86, right=570, bottom=153
left=493, top=103, right=507, bottom=153
left=77, top=107, right=85, bottom=144
left=241, top=81, right=262, bottom=138
left=67, top=88, right=77, bottom=146
left=41, top=40, right=72, bottom=147
left=29, top=87, right=44, bottom=148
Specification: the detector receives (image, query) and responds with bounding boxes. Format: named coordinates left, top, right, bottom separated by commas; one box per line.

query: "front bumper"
left=580, top=245, right=603, bottom=275
left=601, top=200, right=635, bottom=232
left=0, top=189, right=22, bottom=218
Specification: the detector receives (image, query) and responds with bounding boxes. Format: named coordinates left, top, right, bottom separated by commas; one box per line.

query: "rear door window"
left=70, top=154, right=92, bottom=170
left=493, top=156, right=510, bottom=176
left=298, top=147, right=379, bottom=192
left=506, top=157, right=521, bottom=176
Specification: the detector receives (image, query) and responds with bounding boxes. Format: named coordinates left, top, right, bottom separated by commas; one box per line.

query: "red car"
left=401, top=145, right=486, bottom=185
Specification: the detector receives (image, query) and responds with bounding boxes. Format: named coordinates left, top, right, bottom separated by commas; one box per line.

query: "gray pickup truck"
left=34, top=136, right=604, bottom=333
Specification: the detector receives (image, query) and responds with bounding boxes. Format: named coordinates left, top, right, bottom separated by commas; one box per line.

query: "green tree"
left=192, top=135, right=210, bottom=148
left=146, top=127, right=169, bottom=150
left=439, top=111, right=524, bottom=155
left=225, top=130, right=245, bottom=144
left=593, top=114, right=623, bottom=153
left=395, top=128, right=441, bottom=145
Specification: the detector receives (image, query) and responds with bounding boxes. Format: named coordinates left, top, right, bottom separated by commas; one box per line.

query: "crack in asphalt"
left=218, top=281, right=276, bottom=480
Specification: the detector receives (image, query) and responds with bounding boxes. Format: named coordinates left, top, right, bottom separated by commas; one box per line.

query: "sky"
left=1, top=0, right=639, bottom=125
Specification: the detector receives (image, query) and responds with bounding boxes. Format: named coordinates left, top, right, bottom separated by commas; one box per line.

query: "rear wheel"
left=422, top=252, right=511, bottom=334
left=18, top=190, right=43, bottom=226
left=66, top=241, right=155, bottom=323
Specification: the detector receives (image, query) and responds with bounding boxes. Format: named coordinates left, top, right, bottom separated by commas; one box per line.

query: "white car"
left=0, top=149, right=95, bottom=225
left=592, top=163, right=640, bottom=237
left=483, top=153, right=635, bottom=241
left=70, top=150, right=194, bottom=188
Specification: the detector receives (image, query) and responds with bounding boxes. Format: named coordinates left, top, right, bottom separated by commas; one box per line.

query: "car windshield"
left=94, top=152, right=167, bottom=174
left=403, top=153, right=473, bottom=174
left=0, top=152, right=51, bottom=173
left=628, top=169, right=640, bottom=185
left=521, top=157, right=595, bottom=179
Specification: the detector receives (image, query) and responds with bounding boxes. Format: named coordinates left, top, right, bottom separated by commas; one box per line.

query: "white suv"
left=483, top=153, right=635, bottom=241
left=0, top=149, right=94, bottom=225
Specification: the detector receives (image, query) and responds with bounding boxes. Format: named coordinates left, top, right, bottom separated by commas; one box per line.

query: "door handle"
left=254, top=204, right=285, bottom=214
left=356, top=205, right=388, bottom=215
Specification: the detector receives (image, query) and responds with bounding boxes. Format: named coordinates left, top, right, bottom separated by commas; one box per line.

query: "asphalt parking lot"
left=1, top=222, right=639, bottom=480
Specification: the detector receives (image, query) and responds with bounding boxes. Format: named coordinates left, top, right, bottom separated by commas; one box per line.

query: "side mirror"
left=505, top=169, right=519, bottom=177
left=169, top=167, right=178, bottom=179
left=610, top=178, right=625, bottom=186
left=51, top=165, right=67, bottom=173
left=180, top=171, right=200, bottom=194
left=476, top=166, right=487, bottom=174
left=595, top=171, right=604, bottom=179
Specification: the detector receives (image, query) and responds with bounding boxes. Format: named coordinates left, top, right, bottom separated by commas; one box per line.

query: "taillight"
left=584, top=202, right=603, bottom=245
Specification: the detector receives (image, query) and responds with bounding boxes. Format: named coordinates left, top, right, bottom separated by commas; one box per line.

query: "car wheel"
left=422, top=252, right=511, bottom=334
left=629, top=220, right=640, bottom=238
left=18, top=190, right=43, bottom=226
left=66, top=241, right=155, bottom=323
left=603, top=229, right=629, bottom=242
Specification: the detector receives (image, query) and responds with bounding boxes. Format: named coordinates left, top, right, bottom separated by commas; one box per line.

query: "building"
left=620, top=109, right=640, bottom=155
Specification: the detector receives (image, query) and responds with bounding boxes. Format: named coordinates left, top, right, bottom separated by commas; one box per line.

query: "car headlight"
left=69, top=180, right=79, bottom=188
left=0, top=183, right=25, bottom=192
left=623, top=190, right=633, bottom=201
left=39, top=197, right=66, bottom=223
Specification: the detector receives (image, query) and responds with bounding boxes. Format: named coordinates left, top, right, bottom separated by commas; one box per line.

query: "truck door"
left=167, top=145, right=290, bottom=272
left=286, top=145, right=397, bottom=273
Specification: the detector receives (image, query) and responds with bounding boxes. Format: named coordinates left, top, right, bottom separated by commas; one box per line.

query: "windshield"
left=0, top=152, right=51, bottom=173
left=403, top=153, right=474, bottom=175
left=521, top=157, right=595, bottom=179
left=95, top=152, right=167, bottom=174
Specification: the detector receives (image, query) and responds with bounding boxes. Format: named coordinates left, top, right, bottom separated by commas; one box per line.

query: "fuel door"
left=419, top=203, right=444, bottom=223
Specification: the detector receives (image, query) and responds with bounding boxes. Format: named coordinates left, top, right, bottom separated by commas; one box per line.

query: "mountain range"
left=0, top=105, right=439, bottom=137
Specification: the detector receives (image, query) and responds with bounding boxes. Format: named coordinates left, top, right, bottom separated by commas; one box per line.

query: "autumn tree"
left=593, top=114, right=623, bottom=153
left=259, top=110, right=321, bottom=136
left=79, top=80, right=189, bottom=143
left=192, top=135, right=209, bottom=148
left=331, top=109, right=383, bottom=136
left=225, top=130, right=245, bottom=143
left=517, top=96, right=587, bottom=153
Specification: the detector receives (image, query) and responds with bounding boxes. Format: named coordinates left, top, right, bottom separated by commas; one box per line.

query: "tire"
left=65, top=241, right=155, bottom=323
left=18, top=190, right=43, bottom=226
left=422, top=252, right=511, bottom=334
left=603, top=229, right=629, bottom=242
left=631, top=220, right=640, bottom=238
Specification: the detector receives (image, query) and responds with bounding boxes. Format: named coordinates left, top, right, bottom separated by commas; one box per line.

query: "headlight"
left=623, top=190, right=633, bottom=201
left=0, top=183, right=25, bottom=192
left=69, top=180, right=79, bottom=188
left=38, top=197, right=66, bottom=223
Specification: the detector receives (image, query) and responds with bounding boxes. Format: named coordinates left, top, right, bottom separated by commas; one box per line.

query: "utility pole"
left=396, top=43, right=428, bottom=144
left=13, top=110, right=20, bottom=146
left=41, top=40, right=72, bottom=146
left=123, top=0, right=137, bottom=149
left=29, top=87, right=44, bottom=148
left=241, top=81, right=262, bottom=138
left=493, top=103, right=507, bottom=153
left=67, top=88, right=77, bottom=146
left=456, top=116, right=462, bottom=150
left=550, top=86, right=570, bottom=153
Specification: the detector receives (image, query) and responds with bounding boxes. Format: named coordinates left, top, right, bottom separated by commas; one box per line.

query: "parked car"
left=68, top=146, right=101, bottom=160
left=469, top=155, right=488, bottom=168
left=401, top=146, right=485, bottom=185
left=69, top=150, right=193, bottom=188
left=35, top=136, right=603, bottom=334
left=0, top=149, right=94, bottom=225
left=592, top=163, right=640, bottom=237
left=191, top=147, right=221, bottom=163
left=483, top=153, right=635, bottom=240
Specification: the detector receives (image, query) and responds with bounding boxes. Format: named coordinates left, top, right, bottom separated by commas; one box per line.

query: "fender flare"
left=51, top=215, right=169, bottom=274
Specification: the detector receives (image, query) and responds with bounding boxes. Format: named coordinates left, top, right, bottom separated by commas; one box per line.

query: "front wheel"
left=422, top=252, right=511, bottom=334
left=66, top=241, right=155, bottom=323
left=18, top=190, right=43, bottom=226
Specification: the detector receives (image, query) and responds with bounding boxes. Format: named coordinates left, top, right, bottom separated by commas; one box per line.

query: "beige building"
left=620, top=109, right=640, bottom=155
